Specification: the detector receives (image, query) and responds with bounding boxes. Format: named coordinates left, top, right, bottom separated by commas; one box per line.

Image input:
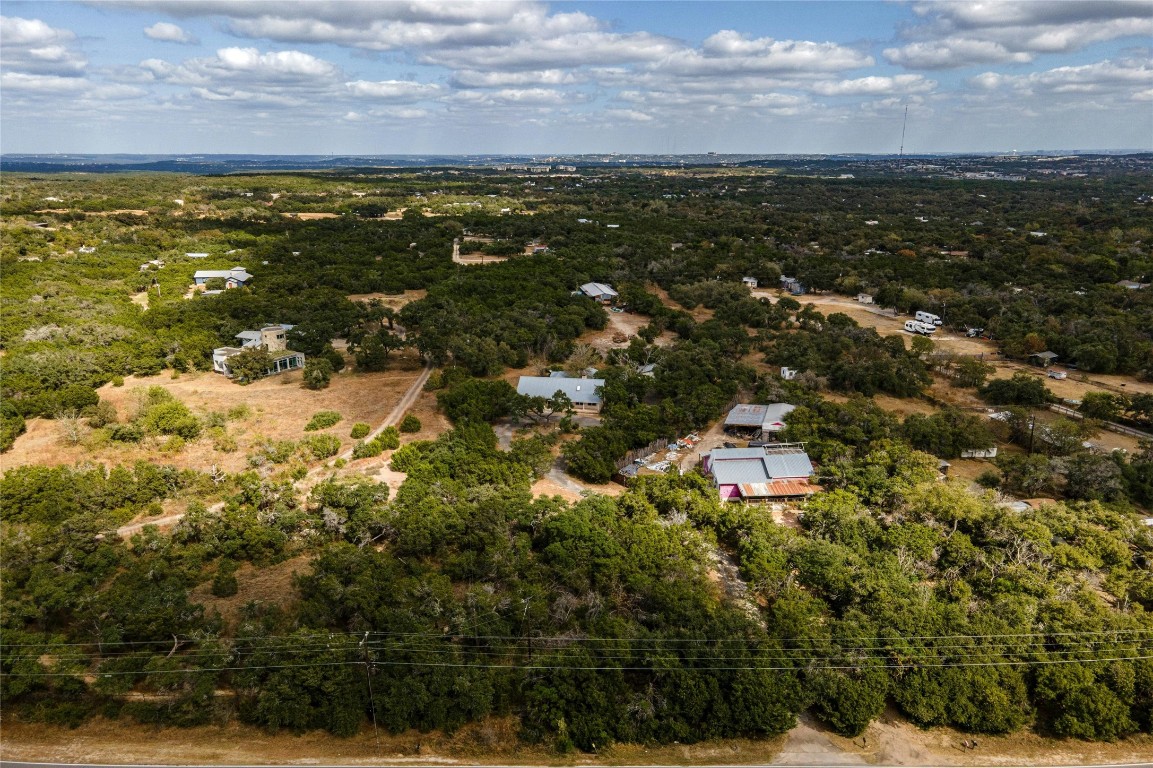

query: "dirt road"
left=340, top=363, right=433, bottom=460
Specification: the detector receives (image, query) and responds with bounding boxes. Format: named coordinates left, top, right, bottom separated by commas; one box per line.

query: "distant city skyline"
left=1, top=1, right=1150, bottom=155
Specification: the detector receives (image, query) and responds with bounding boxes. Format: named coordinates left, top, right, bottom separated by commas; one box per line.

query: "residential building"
left=702, top=443, right=817, bottom=503
left=516, top=375, right=604, bottom=413
left=580, top=282, right=619, bottom=303
left=723, top=403, right=796, bottom=439
left=193, top=266, right=252, bottom=289
left=212, top=324, right=304, bottom=378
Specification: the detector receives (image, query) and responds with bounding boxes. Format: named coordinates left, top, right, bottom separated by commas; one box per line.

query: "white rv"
left=904, top=320, right=936, bottom=335
left=915, top=311, right=942, bottom=326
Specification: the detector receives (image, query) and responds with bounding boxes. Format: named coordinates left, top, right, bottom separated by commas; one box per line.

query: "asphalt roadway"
left=4, top=763, right=1153, bottom=768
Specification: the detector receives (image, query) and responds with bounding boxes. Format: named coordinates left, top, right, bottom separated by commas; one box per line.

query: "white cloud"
left=144, top=21, right=197, bottom=44
left=889, top=1, right=1153, bottom=69
left=345, top=79, right=440, bottom=101
left=450, top=87, right=575, bottom=106
left=1, top=71, right=143, bottom=100
left=885, top=39, right=1034, bottom=69
left=970, top=58, right=1153, bottom=95
left=659, top=33, right=873, bottom=77
left=810, top=74, right=936, bottom=97
left=449, top=68, right=583, bottom=88
left=601, top=108, right=654, bottom=123
left=428, top=31, right=680, bottom=71
left=0, top=16, right=86, bottom=74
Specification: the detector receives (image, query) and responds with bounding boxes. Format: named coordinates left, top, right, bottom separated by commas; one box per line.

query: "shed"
left=193, top=266, right=252, bottom=288
left=1028, top=351, right=1058, bottom=367
left=703, top=443, right=817, bottom=503
left=742, top=276, right=758, bottom=288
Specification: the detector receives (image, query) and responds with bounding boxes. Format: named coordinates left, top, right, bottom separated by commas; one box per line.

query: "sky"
left=1, top=1, right=1150, bottom=155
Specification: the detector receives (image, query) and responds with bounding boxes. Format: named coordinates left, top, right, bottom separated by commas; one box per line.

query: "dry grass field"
left=2, top=351, right=429, bottom=475
left=4, top=710, right=1151, bottom=767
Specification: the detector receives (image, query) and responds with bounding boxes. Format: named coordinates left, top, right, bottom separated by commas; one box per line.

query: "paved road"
left=4, top=756, right=1148, bottom=761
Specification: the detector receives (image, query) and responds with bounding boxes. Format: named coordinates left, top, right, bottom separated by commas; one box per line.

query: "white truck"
left=904, top=320, right=937, bottom=335
left=915, top=310, right=943, bottom=326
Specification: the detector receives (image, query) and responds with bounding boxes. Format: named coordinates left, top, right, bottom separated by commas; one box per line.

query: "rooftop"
left=516, top=376, right=605, bottom=404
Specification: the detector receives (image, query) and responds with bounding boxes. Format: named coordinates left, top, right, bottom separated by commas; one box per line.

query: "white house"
left=212, top=324, right=304, bottom=378
left=742, top=277, right=759, bottom=288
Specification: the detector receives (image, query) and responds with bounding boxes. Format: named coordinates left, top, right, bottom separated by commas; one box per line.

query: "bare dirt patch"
left=347, top=289, right=427, bottom=311
left=281, top=212, right=340, bottom=220
left=35, top=208, right=150, bottom=216
left=582, top=310, right=650, bottom=351
left=189, top=554, right=313, bottom=632
left=5, top=711, right=1151, bottom=767
left=3, top=353, right=428, bottom=475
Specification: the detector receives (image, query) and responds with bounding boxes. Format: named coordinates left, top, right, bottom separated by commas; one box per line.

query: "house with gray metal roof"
left=702, top=443, right=817, bottom=503
left=516, top=376, right=605, bottom=412
left=193, top=266, right=252, bottom=289
left=579, top=282, right=618, bottom=303
left=723, top=403, right=796, bottom=439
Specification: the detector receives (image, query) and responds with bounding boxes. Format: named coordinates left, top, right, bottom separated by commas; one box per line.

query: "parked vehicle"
left=966, top=327, right=985, bottom=338
left=1047, top=369, right=1068, bottom=380
left=904, top=320, right=936, bottom=335
left=915, top=310, right=943, bottom=326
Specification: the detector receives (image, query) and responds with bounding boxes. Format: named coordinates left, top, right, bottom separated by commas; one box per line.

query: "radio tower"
left=898, top=105, right=908, bottom=171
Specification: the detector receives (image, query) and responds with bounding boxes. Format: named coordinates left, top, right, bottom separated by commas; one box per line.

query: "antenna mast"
left=898, top=105, right=908, bottom=169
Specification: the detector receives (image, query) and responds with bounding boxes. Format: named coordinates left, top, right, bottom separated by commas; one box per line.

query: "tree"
left=952, top=357, right=995, bottom=389
left=228, top=348, right=274, bottom=384
left=980, top=372, right=1051, bottom=406
left=1079, top=392, right=1125, bottom=422
left=302, top=358, right=333, bottom=390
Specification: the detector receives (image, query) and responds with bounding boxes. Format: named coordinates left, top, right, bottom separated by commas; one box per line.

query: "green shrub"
left=209, top=428, right=238, bottom=453
left=0, top=413, right=26, bottom=452
left=247, top=439, right=297, bottom=466
left=160, top=435, right=186, bottom=453
left=109, top=423, right=144, bottom=443
left=86, top=400, right=118, bottom=428
left=303, top=433, right=341, bottom=459
left=111, top=375, right=125, bottom=387
left=304, top=410, right=342, bottom=431
left=140, top=400, right=201, bottom=440
left=378, top=426, right=400, bottom=450
left=399, top=414, right=421, bottom=433
left=351, top=439, right=384, bottom=460
left=976, top=470, right=1002, bottom=489
left=333, top=458, right=347, bottom=468
left=227, top=403, right=252, bottom=421
left=350, top=422, right=371, bottom=439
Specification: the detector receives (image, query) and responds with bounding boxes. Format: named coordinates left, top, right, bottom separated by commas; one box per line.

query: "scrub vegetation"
left=2, top=164, right=1151, bottom=749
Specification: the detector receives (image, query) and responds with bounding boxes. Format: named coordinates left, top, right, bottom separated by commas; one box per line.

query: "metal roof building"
left=723, top=403, right=796, bottom=436
left=516, top=376, right=605, bottom=412
left=704, top=444, right=817, bottom=502
left=580, top=282, right=618, bottom=302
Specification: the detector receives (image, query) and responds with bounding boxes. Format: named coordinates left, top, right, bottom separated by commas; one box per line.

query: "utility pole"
left=898, top=105, right=908, bottom=171
left=360, top=632, right=380, bottom=752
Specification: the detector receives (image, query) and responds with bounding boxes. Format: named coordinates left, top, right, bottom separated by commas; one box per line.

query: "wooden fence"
left=615, top=438, right=672, bottom=471
left=1047, top=404, right=1153, bottom=441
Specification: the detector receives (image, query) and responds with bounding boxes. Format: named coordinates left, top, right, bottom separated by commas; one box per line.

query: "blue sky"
left=2, top=1, right=1150, bottom=154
